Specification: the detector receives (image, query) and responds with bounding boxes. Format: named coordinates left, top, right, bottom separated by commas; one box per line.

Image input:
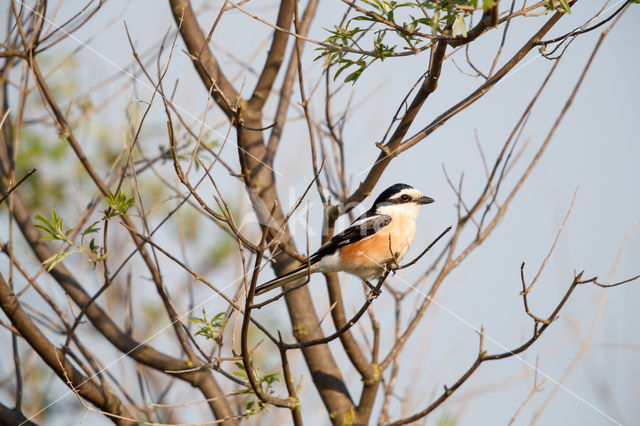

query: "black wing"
left=308, top=214, right=391, bottom=264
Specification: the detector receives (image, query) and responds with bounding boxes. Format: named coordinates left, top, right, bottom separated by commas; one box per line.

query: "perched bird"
left=255, top=184, right=434, bottom=295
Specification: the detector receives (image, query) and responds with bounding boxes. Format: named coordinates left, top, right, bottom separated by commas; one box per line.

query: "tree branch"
left=331, top=5, right=571, bottom=224
left=386, top=268, right=638, bottom=425
left=248, top=0, right=295, bottom=111
left=169, top=0, right=240, bottom=118
left=0, top=273, right=135, bottom=426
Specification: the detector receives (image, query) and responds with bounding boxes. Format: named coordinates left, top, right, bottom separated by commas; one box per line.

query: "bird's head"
left=372, top=183, right=434, bottom=219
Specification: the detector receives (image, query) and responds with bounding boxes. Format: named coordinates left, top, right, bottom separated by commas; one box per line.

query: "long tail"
left=255, top=267, right=311, bottom=295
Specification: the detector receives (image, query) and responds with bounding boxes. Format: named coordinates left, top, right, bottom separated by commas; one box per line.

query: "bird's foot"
left=364, top=279, right=376, bottom=291
left=364, top=280, right=382, bottom=300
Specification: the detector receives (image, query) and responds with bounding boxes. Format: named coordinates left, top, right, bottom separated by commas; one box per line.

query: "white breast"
left=377, top=203, right=419, bottom=262
left=392, top=217, right=416, bottom=262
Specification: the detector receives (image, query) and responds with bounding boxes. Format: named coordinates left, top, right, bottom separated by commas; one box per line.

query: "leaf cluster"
left=316, top=0, right=497, bottom=83
left=545, top=0, right=572, bottom=14
left=34, top=190, right=135, bottom=271
left=35, top=210, right=104, bottom=270
left=233, top=361, right=279, bottom=396
left=189, top=309, right=227, bottom=342
left=106, top=189, right=135, bottom=218
left=232, top=361, right=279, bottom=419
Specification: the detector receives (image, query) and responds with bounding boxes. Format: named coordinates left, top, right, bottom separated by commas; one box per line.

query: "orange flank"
left=338, top=213, right=417, bottom=279
left=339, top=225, right=405, bottom=273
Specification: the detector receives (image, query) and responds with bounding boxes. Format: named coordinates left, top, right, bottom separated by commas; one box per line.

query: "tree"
left=0, top=0, right=638, bottom=425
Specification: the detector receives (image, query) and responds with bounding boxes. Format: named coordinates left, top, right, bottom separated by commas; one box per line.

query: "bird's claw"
left=364, top=279, right=376, bottom=291
left=367, top=289, right=381, bottom=302
left=364, top=280, right=382, bottom=301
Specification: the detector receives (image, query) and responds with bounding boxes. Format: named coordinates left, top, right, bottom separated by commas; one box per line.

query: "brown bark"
left=169, top=0, right=356, bottom=422
left=0, top=273, right=135, bottom=426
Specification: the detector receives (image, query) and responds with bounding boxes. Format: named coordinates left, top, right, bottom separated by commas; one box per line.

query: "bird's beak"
left=417, top=196, right=434, bottom=205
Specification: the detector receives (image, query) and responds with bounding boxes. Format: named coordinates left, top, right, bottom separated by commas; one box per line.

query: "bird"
left=255, top=184, right=434, bottom=295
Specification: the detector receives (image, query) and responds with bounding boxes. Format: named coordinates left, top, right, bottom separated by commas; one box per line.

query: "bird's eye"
left=400, top=194, right=411, bottom=202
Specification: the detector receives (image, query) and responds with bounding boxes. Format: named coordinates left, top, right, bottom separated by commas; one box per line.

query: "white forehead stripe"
left=390, top=188, right=424, bottom=200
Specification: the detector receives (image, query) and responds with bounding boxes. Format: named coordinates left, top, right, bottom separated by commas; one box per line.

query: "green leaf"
left=245, top=400, right=256, bottom=419
left=35, top=210, right=70, bottom=241
left=334, top=60, right=355, bottom=80
left=106, top=189, right=135, bottom=217
left=432, top=10, right=441, bottom=33
left=190, top=309, right=226, bottom=340
left=82, top=221, right=100, bottom=237
left=81, top=220, right=101, bottom=245
left=232, top=361, right=279, bottom=396
left=557, top=0, right=571, bottom=13
left=361, top=0, right=384, bottom=12
left=483, top=0, right=496, bottom=11
left=452, top=15, right=467, bottom=38
left=233, top=361, right=249, bottom=381
left=42, top=249, right=75, bottom=271
left=351, top=15, right=381, bottom=23
left=345, top=68, right=365, bottom=83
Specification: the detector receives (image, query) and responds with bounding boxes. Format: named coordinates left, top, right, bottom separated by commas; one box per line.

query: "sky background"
left=1, top=0, right=639, bottom=425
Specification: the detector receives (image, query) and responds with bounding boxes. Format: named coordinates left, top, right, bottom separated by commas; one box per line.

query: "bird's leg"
left=363, top=278, right=383, bottom=301
left=366, top=285, right=381, bottom=301
left=367, top=290, right=380, bottom=302
left=386, top=235, right=399, bottom=274
left=363, top=279, right=376, bottom=291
